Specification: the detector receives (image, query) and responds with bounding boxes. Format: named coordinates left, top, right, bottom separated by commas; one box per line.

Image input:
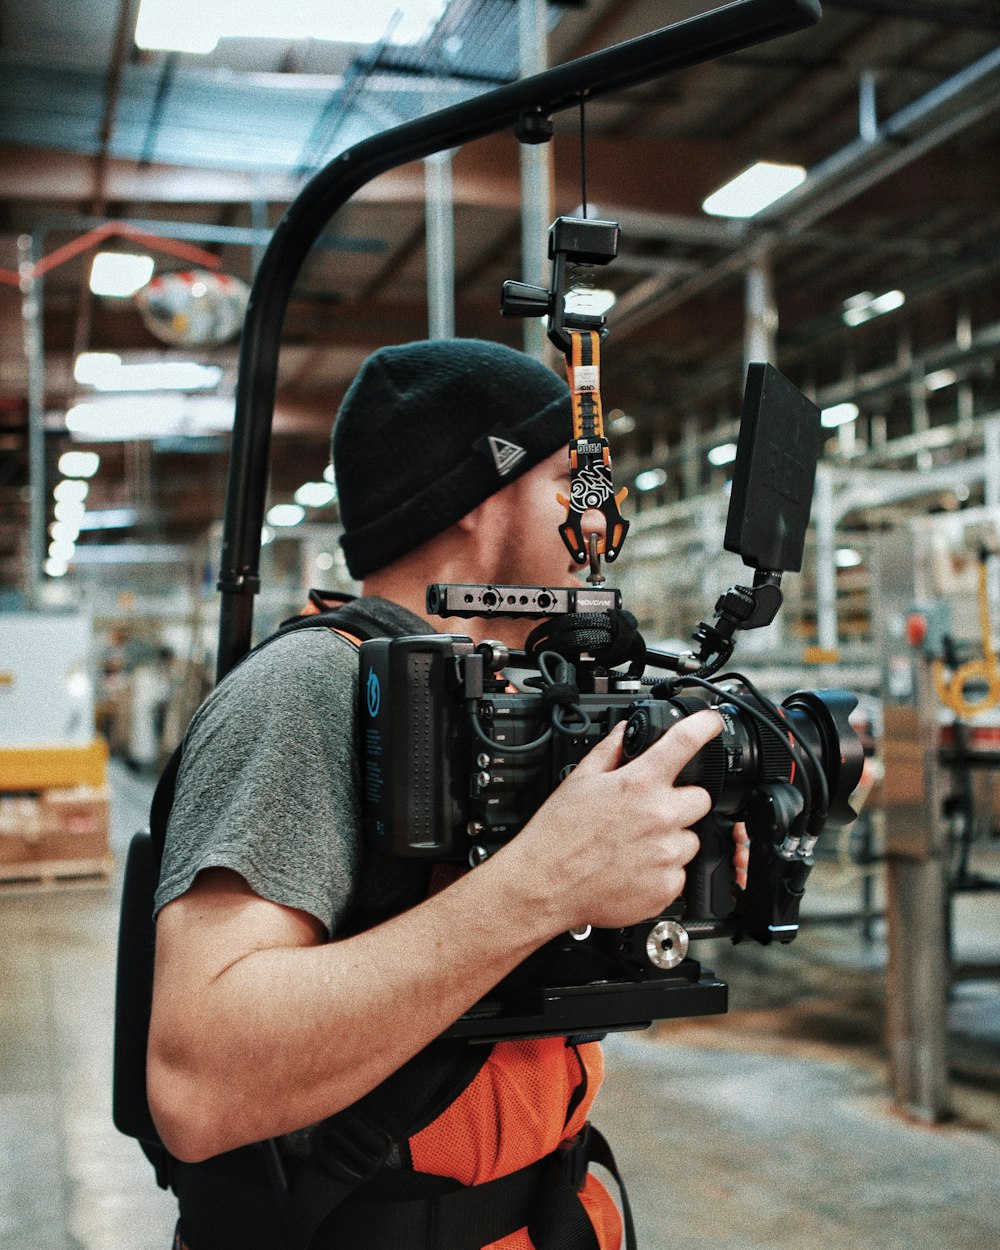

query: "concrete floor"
left=1, top=762, right=998, bottom=1250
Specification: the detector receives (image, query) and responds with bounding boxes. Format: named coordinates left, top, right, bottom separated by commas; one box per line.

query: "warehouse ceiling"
left=1, top=0, right=999, bottom=601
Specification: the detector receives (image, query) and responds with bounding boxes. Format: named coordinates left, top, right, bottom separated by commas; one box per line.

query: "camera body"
left=359, top=623, right=862, bottom=1040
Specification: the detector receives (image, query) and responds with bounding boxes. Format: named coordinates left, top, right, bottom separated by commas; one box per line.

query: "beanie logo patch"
left=487, top=435, right=527, bottom=477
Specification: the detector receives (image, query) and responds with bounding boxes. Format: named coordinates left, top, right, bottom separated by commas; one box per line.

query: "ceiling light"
left=75, top=352, right=122, bottom=384
left=79, top=359, right=223, bottom=392
left=261, top=526, right=275, bottom=546
left=323, top=464, right=335, bottom=484
left=58, top=451, right=100, bottom=478
left=266, top=504, right=305, bottom=527
left=54, top=499, right=86, bottom=524
left=44, top=558, right=69, bottom=578
left=607, top=410, right=636, bottom=435
left=294, top=481, right=337, bottom=508
left=54, top=478, right=89, bottom=503
left=65, top=395, right=233, bottom=440
left=842, top=289, right=905, bottom=327
left=89, top=252, right=156, bottom=298
left=925, top=368, right=957, bottom=392
left=635, top=468, right=667, bottom=492
left=835, top=548, right=863, bottom=568
left=49, top=538, right=76, bottom=562
left=564, top=288, right=617, bottom=317
left=135, top=0, right=445, bottom=53
left=702, top=161, right=806, bottom=218
left=708, top=442, right=738, bottom=466
left=78, top=509, right=139, bottom=531
left=821, top=402, right=859, bottom=427
left=316, top=552, right=335, bottom=572
left=50, top=521, right=82, bottom=544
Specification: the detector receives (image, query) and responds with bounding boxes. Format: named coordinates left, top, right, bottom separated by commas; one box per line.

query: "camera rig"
left=360, top=338, right=863, bottom=1040
left=210, top=0, right=834, bottom=1041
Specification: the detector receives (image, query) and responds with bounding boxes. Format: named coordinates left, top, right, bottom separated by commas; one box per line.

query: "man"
left=148, top=338, right=729, bottom=1250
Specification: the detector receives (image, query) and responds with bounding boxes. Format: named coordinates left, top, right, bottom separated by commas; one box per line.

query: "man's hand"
left=505, top=708, right=723, bottom=932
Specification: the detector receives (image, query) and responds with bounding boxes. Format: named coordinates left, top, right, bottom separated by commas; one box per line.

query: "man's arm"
left=148, top=710, right=720, bottom=1162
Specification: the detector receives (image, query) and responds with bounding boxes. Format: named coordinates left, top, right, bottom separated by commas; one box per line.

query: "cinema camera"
left=360, top=217, right=864, bottom=1042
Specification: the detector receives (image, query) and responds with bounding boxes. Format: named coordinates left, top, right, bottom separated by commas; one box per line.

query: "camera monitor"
left=724, top=363, right=822, bottom=574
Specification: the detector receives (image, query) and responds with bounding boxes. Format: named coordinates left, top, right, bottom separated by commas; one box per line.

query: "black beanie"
left=333, top=339, right=571, bottom=579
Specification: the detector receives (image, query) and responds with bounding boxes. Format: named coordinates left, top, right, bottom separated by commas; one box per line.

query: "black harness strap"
left=290, top=1125, right=635, bottom=1250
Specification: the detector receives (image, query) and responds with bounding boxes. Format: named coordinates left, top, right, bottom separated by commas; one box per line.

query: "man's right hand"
left=505, top=708, right=722, bottom=933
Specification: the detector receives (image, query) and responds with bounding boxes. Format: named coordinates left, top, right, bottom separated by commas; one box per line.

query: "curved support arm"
left=216, top=0, right=822, bottom=680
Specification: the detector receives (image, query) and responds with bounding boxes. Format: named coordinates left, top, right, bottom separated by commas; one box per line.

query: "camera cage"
left=212, top=0, right=835, bottom=1039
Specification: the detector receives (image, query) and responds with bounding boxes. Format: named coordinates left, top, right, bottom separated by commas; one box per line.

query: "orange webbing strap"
left=556, top=330, right=629, bottom=566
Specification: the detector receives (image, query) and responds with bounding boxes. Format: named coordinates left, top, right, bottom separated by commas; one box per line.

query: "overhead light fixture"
left=607, top=410, right=636, bottom=436
left=315, top=552, right=335, bottom=572
left=78, top=508, right=139, bottom=531
left=635, top=468, right=667, bottom=492
left=76, top=356, right=223, bottom=392
left=842, top=289, right=905, bottom=327
left=53, top=478, right=89, bottom=503
left=565, top=288, right=617, bottom=317
left=266, top=503, right=306, bottom=528
left=50, top=520, right=82, bottom=544
left=58, top=450, right=100, bottom=478
left=707, top=442, right=738, bottom=466
left=702, top=161, right=806, bottom=218
left=135, top=0, right=445, bottom=53
left=261, top=526, right=275, bottom=546
left=835, top=548, right=863, bottom=568
left=75, top=352, right=122, bottom=384
left=65, top=395, right=233, bottom=440
left=49, top=538, right=76, bottom=563
left=44, top=557, right=70, bottom=578
left=925, top=368, right=957, bottom=392
left=821, top=402, right=860, bottom=428
left=54, top=499, right=86, bottom=524
left=294, top=481, right=337, bottom=508
left=89, top=252, right=156, bottom=298
left=323, top=464, right=336, bottom=484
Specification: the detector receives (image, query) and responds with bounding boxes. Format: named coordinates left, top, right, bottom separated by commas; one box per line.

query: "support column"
left=19, top=234, right=45, bottom=608
left=519, top=0, right=552, bottom=362
left=743, top=250, right=776, bottom=378
left=425, top=151, right=456, bottom=340
left=813, top=464, right=838, bottom=652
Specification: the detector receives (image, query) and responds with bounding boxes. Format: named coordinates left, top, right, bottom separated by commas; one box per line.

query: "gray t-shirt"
left=154, top=628, right=362, bottom=936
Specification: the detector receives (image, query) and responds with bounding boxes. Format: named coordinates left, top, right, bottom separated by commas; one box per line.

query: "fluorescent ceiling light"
left=65, top=395, right=234, bottom=440
left=78, top=357, right=223, bottom=392
left=925, top=368, right=957, bottom=392
left=315, top=552, right=335, bottom=572
left=75, top=352, right=122, bottom=384
left=842, top=289, right=905, bottom=327
left=54, top=499, right=86, bottom=524
left=50, top=521, right=82, bottom=544
left=79, top=509, right=139, bottom=531
left=708, top=442, right=738, bottom=466
left=294, top=481, right=337, bottom=508
left=635, top=468, right=667, bottom=492
left=564, top=288, right=617, bottom=317
left=702, top=161, right=806, bottom=218
left=835, top=548, right=863, bottom=568
left=89, top=252, right=155, bottom=298
left=54, top=478, right=89, bottom=503
left=135, top=0, right=445, bottom=53
left=267, top=504, right=306, bottom=527
left=261, top=526, right=275, bottom=546
left=323, top=464, right=336, bottom=484
left=821, top=402, right=860, bottom=428
left=44, top=558, right=69, bottom=578
left=49, top=538, right=76, bottom=562
left=58, top=450, right=100, bottom=478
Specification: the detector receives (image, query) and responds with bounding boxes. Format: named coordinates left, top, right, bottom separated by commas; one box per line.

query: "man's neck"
left=363, top=564, right=533, bottom=650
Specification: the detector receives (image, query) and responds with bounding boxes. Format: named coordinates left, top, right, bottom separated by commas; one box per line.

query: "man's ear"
left=456, top=502, right=483, bottom=534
